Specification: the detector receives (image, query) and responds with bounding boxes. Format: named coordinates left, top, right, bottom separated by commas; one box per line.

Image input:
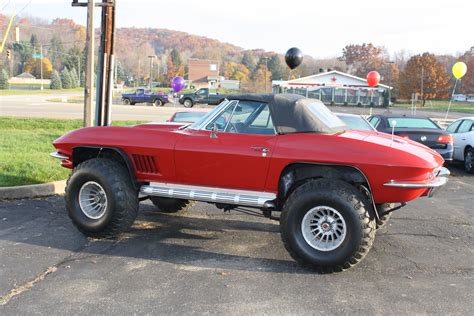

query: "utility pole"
left=148, top=55, right=156, bottom=90
left=40, top=45, right=44, bottom=90
left=77, top=0, right=96, bottom=127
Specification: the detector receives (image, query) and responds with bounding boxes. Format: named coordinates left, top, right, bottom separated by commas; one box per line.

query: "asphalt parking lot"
left=0, top=164, right=473, bottom=314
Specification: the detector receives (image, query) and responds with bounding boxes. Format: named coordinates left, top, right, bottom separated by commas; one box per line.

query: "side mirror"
left=210, top=123, right=218, bottom=139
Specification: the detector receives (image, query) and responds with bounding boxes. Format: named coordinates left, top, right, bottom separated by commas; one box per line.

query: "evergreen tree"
left=0, top=69, right=10, bottom=89
left=60, top=68, right=72, bottom=89
left=170, top=48, right=182, bottom=68
left=267, top=54, right=286, bottom=81
left=241, top=51, right=256, bottom=72
left=70, top=68, right=79, bottom=88
left=50, top=70, right=62, bottom=89
left=30, top=34, right=39, bottom=48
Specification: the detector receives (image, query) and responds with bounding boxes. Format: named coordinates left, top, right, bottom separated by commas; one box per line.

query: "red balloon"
left=366, top=71, right=381, bottom=87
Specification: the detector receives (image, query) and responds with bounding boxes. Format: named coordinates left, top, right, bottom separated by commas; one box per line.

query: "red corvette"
left=51, top=94, right=449, bottom=272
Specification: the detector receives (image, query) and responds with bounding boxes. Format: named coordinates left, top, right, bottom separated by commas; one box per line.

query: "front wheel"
left=464, top=148, right=474, bottom=174
left=122, top=98, right=131, bottom=105
left=280, top=179, right=376, bottom=273
left=65, top=158, right=139, bottom=238
left=183, top=98, right=193, bottom=108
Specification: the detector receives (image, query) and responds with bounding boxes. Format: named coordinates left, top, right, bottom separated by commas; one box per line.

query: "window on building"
left=210, top=64, right=218, bottom=71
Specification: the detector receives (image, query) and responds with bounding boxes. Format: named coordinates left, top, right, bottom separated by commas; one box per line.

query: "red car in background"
left=167, top=108, right=209, bottom=123
left=51, top=94, right=449, bottom=272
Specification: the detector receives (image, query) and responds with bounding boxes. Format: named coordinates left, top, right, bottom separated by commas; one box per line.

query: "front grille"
left=132, top=154, right=158, bottom=174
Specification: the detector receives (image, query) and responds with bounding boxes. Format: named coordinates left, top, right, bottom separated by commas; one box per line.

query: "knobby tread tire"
left=376, top=203, right=393, bottom=229
left=65, top=158, right=139, bottom=238
left=280, top=179, right=376, bottom=273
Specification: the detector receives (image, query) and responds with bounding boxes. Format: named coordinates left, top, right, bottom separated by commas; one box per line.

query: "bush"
left=60, top=68, right=73, bottom=89
left=50, top=70, right=62, bottom=89
left=0, top=69, right=9, bottom=89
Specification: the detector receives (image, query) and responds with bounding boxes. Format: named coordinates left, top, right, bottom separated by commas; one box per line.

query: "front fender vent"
left=132, top=154, right=158, bottom=174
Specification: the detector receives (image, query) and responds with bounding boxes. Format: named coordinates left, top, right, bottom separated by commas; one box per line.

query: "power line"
left=16, top=0, right=33, bottom=16
left=1, top=0, right=11, bottom=11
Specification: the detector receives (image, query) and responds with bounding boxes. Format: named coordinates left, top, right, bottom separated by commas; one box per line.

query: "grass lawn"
left=0, top=117, right=145, bottom=187
left=0, top=87, right=84, bottom=96
left=393, top=100, right=474, bottom=114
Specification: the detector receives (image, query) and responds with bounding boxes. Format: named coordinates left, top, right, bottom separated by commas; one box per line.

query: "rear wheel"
left=464, top=148, right=474, bottom=174
left=183, top=98, right=193, bottom=108
left=280, top=179, right=376, bottom=273
left=153, top=99, right=163, bottom=107
left=65, top=158, right=139, bottom=238
left=149, top=196, right=194, bottom=213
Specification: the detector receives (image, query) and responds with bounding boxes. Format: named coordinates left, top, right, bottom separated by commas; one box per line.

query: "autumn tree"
left=460, top=50, right=474, bottom=94
left=165, top=55, right=177, bottom=82
left=340, top=43, right=384, bottom=77
left=224, top=62, right=250, bottom=82
left=248, top=63, right=272, bottom=93
left=399, top=53, right=450, bottom=105
left=23, top=57, right=53, bottom=79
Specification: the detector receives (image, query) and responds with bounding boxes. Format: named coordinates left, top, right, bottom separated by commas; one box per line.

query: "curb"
left=0, top=180, right=67, bottom=200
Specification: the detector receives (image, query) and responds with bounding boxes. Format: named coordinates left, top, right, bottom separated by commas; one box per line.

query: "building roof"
left=274, top=70, right=392, bottom=89
left=15, top=72, right=36, bottom=79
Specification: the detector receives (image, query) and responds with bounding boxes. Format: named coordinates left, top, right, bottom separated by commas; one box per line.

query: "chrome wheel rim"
left=466, top=151, right=473, bottom=171
left=301, top=206, right=347, bottom=252
left=78, top=181, right=108, bottom=219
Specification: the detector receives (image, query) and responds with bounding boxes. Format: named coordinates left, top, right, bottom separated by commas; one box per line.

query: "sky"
left=3, top=0, right=473, bottom=58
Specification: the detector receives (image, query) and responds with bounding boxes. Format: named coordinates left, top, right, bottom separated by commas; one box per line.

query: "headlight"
left=179, top=95, right=184, bottom=99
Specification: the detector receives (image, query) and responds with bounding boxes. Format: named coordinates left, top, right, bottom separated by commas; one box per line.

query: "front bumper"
left=384, top=167, right=450, bottom=197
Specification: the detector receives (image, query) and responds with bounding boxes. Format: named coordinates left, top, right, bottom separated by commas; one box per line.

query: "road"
left=0, top=92, right=470, bottom=122
left=0, top=165, right=472, bottom=314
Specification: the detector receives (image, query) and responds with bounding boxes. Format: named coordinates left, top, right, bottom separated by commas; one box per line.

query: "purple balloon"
left=171, top=76, right=185, bottom=92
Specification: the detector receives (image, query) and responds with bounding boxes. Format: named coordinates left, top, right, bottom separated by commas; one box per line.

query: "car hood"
left=339, top=129, right=444, bottom=167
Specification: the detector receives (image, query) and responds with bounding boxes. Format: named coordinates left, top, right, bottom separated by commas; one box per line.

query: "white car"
left=446, top=117, right=474, bottom=173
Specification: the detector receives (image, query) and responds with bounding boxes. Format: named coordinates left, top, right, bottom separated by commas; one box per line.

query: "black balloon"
left=285, top=47, right=303, bottom=70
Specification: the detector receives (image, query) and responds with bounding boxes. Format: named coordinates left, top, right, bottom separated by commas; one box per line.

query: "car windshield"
left=172, top=112, right=207, bottom=123
left=387, top=118, right=439, bottom=129
left=188, top=100, right=231, bottom=129
left=337, top=114, right=374, bottom=131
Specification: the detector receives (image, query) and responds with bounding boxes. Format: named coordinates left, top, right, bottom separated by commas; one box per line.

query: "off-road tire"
left=376, top=203, right=393, bottom=229
left=149, top=197, right=194, bottom=213
left=65, top=158, right=139, bottom=238
left=122, top=98, right=131, bottom=105
left=280, top=179, right=376, bottom=273
left=464, top=148, right=474, bottom=174
left=153, top=99, right=163, bottom=107
left=183, top=98, right=193, bottom=108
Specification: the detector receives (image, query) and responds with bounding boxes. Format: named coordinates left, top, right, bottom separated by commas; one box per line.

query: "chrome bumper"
left=384, top=167, right=450, bottom=197
left=50, top=151, right=69, bottom=160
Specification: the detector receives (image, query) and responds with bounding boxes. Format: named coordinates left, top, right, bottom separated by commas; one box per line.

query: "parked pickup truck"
left=178, top=88, right=227, bottom=107
left=121, top=88, right=169, bottom=106
left=51, top=94, right=449, bottom=273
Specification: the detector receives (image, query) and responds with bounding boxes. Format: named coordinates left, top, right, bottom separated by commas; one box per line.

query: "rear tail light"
left=398, top=134, right=410, bottom=139
left=437, top=135, right=453, bottom=144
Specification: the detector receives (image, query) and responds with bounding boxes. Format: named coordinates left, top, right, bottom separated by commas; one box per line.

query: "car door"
left=174, top=100, right=277, bottom=191
left=195, top=89, right=208, bottom=103
left=455, top=119, right=473, bottom=160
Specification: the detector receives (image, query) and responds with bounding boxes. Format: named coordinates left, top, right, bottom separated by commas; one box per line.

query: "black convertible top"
left=226, top=93, right=346, bottom=134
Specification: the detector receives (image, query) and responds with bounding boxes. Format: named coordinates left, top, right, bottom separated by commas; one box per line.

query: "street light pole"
left=148, top=55, right=156, bottom=90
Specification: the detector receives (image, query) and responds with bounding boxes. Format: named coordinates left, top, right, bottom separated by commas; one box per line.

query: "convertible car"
left=51, top=94, right=449, bottom=272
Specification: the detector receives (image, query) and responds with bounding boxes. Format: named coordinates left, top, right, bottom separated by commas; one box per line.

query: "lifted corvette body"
left=52, top=94, right=449, bottom=272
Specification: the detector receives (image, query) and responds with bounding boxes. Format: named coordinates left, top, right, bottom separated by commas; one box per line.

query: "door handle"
left=250, top=146, right=269, bottom=152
